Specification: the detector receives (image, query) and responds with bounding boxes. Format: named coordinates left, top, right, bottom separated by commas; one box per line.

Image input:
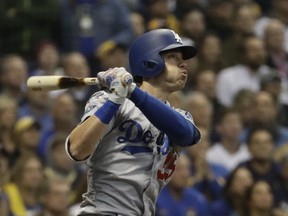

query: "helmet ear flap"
left=141, top=57, right=164, bottom=77
left=143, top=61, right=157, bottom=70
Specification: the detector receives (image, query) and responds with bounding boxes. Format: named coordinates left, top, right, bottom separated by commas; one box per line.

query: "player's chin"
left=178, top=75, right=188, bottom=85
left=176, top=79, right=187, bottom=89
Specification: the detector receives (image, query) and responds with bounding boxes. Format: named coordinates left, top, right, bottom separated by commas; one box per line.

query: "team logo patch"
left=170, top=30, right=182, bottom=44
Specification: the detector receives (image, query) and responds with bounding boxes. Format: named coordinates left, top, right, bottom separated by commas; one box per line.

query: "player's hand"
left=97, top=67, right=131, bottom=104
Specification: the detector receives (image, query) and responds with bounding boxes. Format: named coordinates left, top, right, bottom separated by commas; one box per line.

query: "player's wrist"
left=107, top=93, right=126, bottom=105
left=94, top=100, right=120, bottom=124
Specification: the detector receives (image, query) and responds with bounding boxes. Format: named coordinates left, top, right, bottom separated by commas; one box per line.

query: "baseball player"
left=65, top=29, right=201, bottom=216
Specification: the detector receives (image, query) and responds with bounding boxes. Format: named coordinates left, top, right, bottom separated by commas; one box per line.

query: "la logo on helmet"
left=170, top=30, right=182, bottom=44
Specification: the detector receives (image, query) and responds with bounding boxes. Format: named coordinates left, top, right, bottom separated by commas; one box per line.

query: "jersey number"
left=157, top=151, right=177, bottom=181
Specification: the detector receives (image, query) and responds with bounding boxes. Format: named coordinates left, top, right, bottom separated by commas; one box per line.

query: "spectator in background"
left=29, top=41, right=65, bottom=100
left=44, top=134, right=86, bottom=204
left=179, top=8, right=206, bottom=45
left=260, top=72, right=282, bottom=106
left=139, top=0, right=180, bottom=32
left=0, top=54, right=28, bottom=104
left=192, top=69, right=223, bottom=125
left=29, top=40, right=63, bottom=77
left=241, top=91, right=288, bottom=147
left=185, top=91, right=213, bottom=132
left=273, top=144, right=288, bottom=163
left=0, top=95, right=19, bottom=167
left=0, top=0, right=59, bottom=60
left=243, top=180, right=281, bottom=216
left=61, top=52, right=91, bottom=78
left=193, top=69, right=217, bottom=100
left=204, top=0, right=234, bottom=41
left=59, top=0, right=134, bottom=70
left=19, top=89, right=53, bottom=134
left=174, top=0, right=205, bottom=20
left=206, top=108, right=250, bottom=172
left=61, top=52, right=96, bottom=112
left=96, top=41, right=129, bottom=71
left=37, top=177, right=71, bottom=216
left=69, top=178, right=87, bottom=216
left=259, top=71, right=288, bottom=127
left=233, top=89, right=256, bottom=128
left=263, top=19, right=288, bottom=107
left=216, top=36, right=270, bottom=107
left=186, top=126, right=228, bottom=201
left=238, top=127, right=282, bottom=195
left=13, top=116, right=41, bottom=159
left=232, top=0, right=261, bottom=18
left=264, top=19, right=287, bottom=79
left=39, top=93, right=78, bottom=158
left=174, top=0, right=207, bottom=20
left=254, top=0, right=288, bottom=53
left=122, top=0, right=141, bottom=11
left=273, top=155, right=288, bottom=213
left=4, top=154, right=44, bottom=216
left=0, top=148, right=10, bottom=189
left=222, top=4, right=258, bottom=67
left=129, top=12, right=146, bottom=38
left=252, top=0, right=272, bottom=16
left=156, top=154, right=210, bottom=216
left=0, top=148, right=10, bottom=216
left=210, top=166, right=253, bottom=216
left=271, top=0, right=288, bottom=46
left=196, top=32, right=224, bottom=73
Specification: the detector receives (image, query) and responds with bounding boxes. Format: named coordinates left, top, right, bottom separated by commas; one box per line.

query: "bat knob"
left=122, top=73, right=133, bottom=86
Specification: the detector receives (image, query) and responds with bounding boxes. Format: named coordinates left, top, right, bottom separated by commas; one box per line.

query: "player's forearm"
left=129, top=87, right=201, bottom=146
left=68, top=115, right=108, bottom=160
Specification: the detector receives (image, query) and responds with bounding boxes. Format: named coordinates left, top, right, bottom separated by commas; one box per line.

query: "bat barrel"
left=27, top=73, right=133, bottom=91
left=27, top=76, right=63, bottom=90
left=27, top=76, right=94, bottom=91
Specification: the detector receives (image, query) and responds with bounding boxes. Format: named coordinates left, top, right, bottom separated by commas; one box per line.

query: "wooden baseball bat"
left=27, top=74, right=133, bottom=91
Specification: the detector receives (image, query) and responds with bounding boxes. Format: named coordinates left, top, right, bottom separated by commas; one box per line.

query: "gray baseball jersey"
left=68, top=91, right=195, bottom=216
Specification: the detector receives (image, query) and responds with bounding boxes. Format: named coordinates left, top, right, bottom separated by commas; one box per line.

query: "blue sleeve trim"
left=130, top=87, right=200, bottom=146
left=94, top=100, right=120, bottom=124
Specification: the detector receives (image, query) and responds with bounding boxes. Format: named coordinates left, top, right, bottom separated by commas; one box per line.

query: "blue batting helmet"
left=129, top=29, right=197, bottom=78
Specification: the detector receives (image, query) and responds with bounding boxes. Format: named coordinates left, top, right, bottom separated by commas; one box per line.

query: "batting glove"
left=97, top=67, right=132, bottom=104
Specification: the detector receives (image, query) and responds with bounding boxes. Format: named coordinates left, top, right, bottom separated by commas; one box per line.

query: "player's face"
left=158, top=51, right=188, bottom=91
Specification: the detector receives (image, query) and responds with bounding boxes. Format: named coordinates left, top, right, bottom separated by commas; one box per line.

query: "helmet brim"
left=160, top=44, right=197, bottom=60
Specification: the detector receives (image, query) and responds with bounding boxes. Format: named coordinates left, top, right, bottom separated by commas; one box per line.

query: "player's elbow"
left=69, top=145, right=86, bottom=161
left=68, top=136, right=92, bottom=161
left=172, top=123, right=201, bottom=147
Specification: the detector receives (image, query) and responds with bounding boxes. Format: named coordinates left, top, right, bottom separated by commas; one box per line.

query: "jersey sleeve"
left=82, top=91, right=107, bottom=121
left=65, top=91, right=117, bottom=162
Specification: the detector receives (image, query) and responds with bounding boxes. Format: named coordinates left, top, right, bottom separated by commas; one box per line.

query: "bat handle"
left=97, top=72, right=133, bottom=87
left=82, top=77, right=99, bottom=86
left=83, top=73, right=133, bottom=87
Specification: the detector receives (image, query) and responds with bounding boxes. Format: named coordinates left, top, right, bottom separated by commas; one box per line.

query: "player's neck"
left=140, top=81, right=169, bottom=102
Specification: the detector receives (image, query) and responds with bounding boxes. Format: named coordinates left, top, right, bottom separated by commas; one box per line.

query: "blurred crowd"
left=0, top=0, right=288, bottom=216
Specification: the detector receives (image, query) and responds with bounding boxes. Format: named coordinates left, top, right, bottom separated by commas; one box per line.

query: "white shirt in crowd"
left=216, top=64, right=271, bottom=106
left=206, top=143, right=251, bottom=172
